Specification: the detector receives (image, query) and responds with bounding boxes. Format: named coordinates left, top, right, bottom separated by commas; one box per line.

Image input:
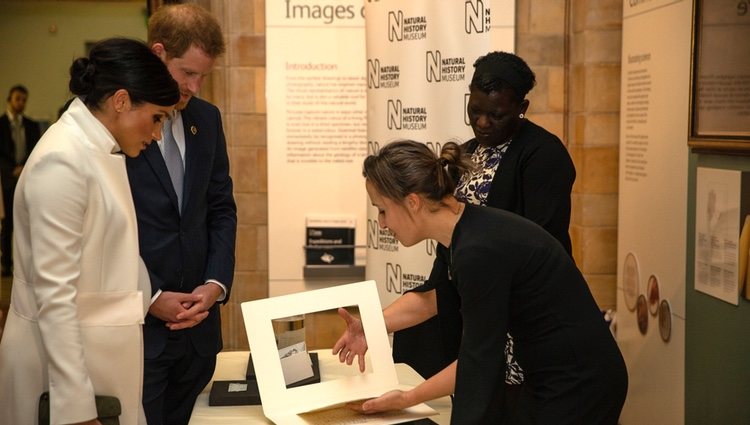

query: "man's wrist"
left=150, top=289, right=163, bottom=305
left=205, top=280, right=227, bottom=302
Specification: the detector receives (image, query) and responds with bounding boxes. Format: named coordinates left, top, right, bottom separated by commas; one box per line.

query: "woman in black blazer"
left=391, top=52, right=576, bottom=413
left=338, top=140, right=625, bottom=424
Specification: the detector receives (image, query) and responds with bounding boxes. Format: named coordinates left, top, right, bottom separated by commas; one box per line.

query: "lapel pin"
left=190, top=125, right=198, bottom=135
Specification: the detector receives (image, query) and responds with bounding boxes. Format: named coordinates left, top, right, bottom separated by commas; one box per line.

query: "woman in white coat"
left=0, top=38, right=179, bottom=425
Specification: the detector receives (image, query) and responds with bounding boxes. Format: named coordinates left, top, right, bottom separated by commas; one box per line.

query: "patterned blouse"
left=455, top=140, right=525, bottom=385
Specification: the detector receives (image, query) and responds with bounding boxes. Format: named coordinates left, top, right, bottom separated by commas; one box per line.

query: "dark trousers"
left=143, top=330, right=216, bottom=425
left=1, top=187, right=14, bottom=271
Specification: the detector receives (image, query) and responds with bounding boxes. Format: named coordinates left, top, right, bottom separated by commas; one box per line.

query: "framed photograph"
left=688, top=0, right=750, bottom=153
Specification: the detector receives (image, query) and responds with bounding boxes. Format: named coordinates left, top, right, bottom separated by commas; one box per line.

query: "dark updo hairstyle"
left=469, top=51, right=536, bottom=102
left=69, top=37, right=179, bottom=110
left=363, top=140, right=475, bottom=207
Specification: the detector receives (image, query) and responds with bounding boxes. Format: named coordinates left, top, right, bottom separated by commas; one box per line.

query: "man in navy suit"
left=126, top=4, right=237, bottom=425
left=0, top=85, right=40, bottom=276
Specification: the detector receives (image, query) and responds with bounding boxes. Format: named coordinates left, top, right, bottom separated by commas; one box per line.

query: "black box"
left=208, top=380, right=261, bottom=406
left=246, top=352, right=321, bottom=388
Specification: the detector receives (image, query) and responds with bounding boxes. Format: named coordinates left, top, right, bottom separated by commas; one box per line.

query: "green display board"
left=686, top=153, right=750, bottom=424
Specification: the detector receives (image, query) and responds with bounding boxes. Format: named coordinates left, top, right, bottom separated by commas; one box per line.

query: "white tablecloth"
left=188, top=350, right=452, bottom=424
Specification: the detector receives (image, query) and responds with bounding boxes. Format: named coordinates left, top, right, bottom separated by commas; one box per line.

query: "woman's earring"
left=519, top=113, right=525, bottom=119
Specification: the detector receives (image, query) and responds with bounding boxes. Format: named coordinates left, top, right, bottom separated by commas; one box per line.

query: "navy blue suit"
left=126, top=96, right=236, bottom=425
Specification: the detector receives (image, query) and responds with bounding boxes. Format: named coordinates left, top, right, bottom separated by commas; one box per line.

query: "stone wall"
left=566, top=0, right=622, bottom=309
left=199, top=0, right=269, bottom=350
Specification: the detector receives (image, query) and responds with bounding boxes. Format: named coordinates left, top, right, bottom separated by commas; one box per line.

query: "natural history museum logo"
left=426, top=50, right=467, bottom=83
left=367, top=219, right=399, bottom=252
left=386, top=99, right=427, bottom=131
left=385, top=262, right=428, bottom=294
left=464, top=0, right=490, bottom=34
left=388, top=10, right=428, bottom=42
left=367, top=59, right=400, bottom=89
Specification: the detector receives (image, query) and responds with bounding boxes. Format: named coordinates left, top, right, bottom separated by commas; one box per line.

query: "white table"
left=188, top=350, right=452, bottom=424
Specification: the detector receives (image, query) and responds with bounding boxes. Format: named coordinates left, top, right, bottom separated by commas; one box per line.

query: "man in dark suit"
left=0, top=85, right=40, bottom=276
left=125, top=5, right=237, bottom=425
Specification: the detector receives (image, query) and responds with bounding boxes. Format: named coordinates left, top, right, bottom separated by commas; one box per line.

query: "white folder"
left=241, top=280, right=437, bottom=424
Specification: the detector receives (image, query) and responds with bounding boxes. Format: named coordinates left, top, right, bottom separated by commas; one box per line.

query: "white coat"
left=0, top=98, right=149, bottom=425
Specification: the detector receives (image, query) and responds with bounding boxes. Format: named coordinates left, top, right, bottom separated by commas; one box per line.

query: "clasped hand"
left=149, top=284, right=222, bottom=330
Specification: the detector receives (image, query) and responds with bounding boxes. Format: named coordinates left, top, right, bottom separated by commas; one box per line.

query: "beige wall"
left=0, top=1, right=148, bottom=124
left=199, top=0, right=624, bottom=350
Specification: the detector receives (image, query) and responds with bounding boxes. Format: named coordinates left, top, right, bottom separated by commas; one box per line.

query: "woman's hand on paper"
left=347, top=390, right=411, bottom=414
left=331, top=307, right=368, bottom=372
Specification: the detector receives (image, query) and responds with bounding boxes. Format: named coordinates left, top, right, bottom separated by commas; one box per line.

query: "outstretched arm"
left=349, top=360, right=457, bottom=413
left=383, top=289, right=437, bottom=333
left=332, top=290, right=437, bottom=372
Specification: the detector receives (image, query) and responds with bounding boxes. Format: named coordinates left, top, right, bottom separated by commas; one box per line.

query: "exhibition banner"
left=364, top=0, right=514, bottom=307
left=617, top=0, right=691, bottom=423
left=267, top=0, right=368, bottom=293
